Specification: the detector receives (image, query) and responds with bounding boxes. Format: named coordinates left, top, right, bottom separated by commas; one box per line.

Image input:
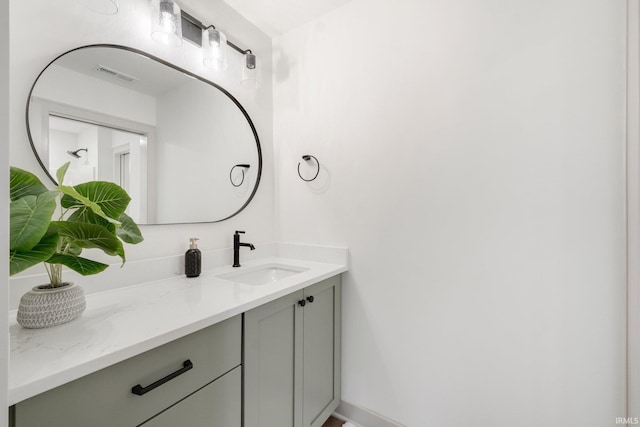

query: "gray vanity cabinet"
left=244, top=275, right=342, bottom=427
left=11, top=315, right=241, bottom=427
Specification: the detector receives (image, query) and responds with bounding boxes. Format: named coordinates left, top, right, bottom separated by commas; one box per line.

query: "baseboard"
left=334, top=401, right=405, bottom=427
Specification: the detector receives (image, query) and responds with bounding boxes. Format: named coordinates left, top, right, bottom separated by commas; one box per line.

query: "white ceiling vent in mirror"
left=94, top=65, right=138, bottom=83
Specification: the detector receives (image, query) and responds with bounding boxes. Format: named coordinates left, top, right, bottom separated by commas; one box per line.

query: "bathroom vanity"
left=8, top=253, right=346, bottom=427
left=12, top=40, right=346, bottom=426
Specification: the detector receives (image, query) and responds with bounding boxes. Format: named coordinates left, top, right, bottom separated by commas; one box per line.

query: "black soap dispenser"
left=185, top=238, right=201, bottom=278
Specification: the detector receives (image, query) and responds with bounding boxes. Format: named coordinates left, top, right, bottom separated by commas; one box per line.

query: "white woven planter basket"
left=17, top=283, right=86, bottom=329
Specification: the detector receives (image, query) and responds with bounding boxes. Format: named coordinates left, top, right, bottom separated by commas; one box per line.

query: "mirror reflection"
left=27, top=45, right=262, bottom=225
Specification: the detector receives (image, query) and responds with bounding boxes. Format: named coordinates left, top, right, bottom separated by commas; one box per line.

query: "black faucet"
left=233, top=230, right=255, bottom=267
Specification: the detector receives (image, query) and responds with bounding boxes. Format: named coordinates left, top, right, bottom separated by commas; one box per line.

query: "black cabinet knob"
left=298, top=299, right=306, bottom=307
left=306, top=296, right=315, bottom=303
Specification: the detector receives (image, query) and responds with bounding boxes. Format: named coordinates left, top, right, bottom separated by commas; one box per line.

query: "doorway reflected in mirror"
left=48, top=115, right=147, bottom=224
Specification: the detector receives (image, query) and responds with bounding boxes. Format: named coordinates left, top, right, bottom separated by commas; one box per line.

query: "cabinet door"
left=244, top=290, right=304, bottom=427
left=139, top=366, right=241, bottom=427
left=303, top=276, right=341, bottom=427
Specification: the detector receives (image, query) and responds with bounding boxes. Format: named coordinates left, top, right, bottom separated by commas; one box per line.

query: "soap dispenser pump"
left=185, top=238, right=201, bottom=278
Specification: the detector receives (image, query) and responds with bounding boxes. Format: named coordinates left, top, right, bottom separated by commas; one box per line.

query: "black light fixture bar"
left=181, top=10, right=252, bottom=55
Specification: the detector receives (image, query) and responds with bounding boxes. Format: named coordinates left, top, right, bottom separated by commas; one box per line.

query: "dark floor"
left=322, top=415, right=345, bottom=427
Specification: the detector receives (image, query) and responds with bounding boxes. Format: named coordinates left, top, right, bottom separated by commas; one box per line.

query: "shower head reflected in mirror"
left=67, top=148, right=88, bottom=158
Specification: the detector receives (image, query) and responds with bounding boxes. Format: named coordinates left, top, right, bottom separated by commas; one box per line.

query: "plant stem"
left=50, top=264, right=62, bottom=287
left=44, top=263, right=63, bottom=287
left=44, top=263, right=52, bottom=285
left=49, top=204, right=65, bottom=287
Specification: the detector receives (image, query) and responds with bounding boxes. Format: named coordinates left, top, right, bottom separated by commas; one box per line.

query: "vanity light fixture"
left=203, top=26, right=228, bottom=71
left=240, top=52, right=258, bottom=88
left=80, top=0, right=118, bottom=15
left=149, top=0, right=258, bottom=87
left=150, top=0, right=183, bottom=47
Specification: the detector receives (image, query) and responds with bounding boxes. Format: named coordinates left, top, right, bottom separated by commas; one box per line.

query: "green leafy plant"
left=9, top=162, right=144, bottom=288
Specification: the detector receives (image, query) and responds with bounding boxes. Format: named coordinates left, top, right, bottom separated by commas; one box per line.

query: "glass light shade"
left=203, top=28, right=228, bottom=71
left=150, top=0, right=182, bottom=47
left=240, top=53, right=258, bottom=89
left=79, top=0, right=118, bottom=15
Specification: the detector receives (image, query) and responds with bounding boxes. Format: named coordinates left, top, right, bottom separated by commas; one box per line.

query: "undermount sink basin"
left=219, top=264, right=308, bottom=286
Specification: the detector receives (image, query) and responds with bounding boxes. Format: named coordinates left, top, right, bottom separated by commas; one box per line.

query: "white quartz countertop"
left=9, top=256, right=347, bottom=405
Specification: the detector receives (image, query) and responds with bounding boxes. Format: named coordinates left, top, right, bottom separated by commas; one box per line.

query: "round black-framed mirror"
left=26, top=44, right=262, bottom=225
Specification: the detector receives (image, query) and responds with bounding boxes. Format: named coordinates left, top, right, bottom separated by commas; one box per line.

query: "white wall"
left=1, top=0, right=9, bottom=424
left=9, top=0, right=274, bottom=269
left=48, top=129, right=78, bottom=176
left=627, top=0, right=640, bottom=417
left=273, top=1, right=626, bottom=425
left=94, top=126, right=112, bottom=181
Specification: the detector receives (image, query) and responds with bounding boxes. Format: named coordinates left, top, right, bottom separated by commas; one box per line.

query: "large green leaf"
left=67, top=209, right=142, bottom=247
left=9, top=233, right=59, bottom=276
left=10, top=167, right=49, bottom=201
left=49, top=221, right=125, bottom=263
left=61, top=181, right=130, bottom=220
left=56, top=162, right=70, bottom=185
left=10, top=191, right=58, bottom=251
left=116, top=213, right=144, bottom=244
left=67, top=208, right=115, bottom=233
left=47, top=254, right=109, bottom=276
left=57, top=185, right=121, bottom=225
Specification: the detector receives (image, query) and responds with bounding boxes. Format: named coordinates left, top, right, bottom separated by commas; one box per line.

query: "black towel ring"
left=297, top=155, right=320, bottom=182
left=230, top=164, right=250, bottom=187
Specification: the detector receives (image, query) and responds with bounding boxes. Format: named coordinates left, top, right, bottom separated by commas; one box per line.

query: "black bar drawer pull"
left=131, top=360, right=193, bottom=396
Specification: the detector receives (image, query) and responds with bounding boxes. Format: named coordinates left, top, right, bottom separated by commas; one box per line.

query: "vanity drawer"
left=13, top=315, right=241, bottom=427
left=140, top=366, right=241, bottom=427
